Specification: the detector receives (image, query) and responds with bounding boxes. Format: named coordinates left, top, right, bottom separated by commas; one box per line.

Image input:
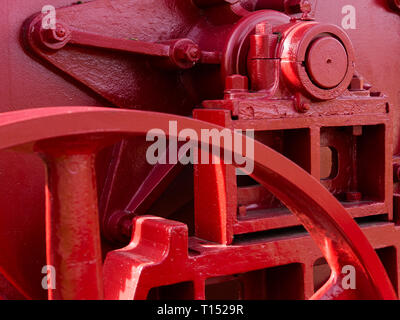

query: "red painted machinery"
left=1, top=0, right=400, bottom=300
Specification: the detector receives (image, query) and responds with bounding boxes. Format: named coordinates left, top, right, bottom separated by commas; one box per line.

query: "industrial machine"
left=0, top=0, right=400, bottom=300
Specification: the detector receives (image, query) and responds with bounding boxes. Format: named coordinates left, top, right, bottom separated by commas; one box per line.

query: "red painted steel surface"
left=0, top=0, right=399, bottom=300
left=38, top=141, right=104, bottom=300
left=0, top=107, right=395, bottom=300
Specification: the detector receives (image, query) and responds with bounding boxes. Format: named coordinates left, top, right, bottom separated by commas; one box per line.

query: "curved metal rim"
left=0, top=106, right=396, bottom=300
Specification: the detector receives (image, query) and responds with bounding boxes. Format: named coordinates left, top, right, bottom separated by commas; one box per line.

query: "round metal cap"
left=306, top=36, right=348, bottom=89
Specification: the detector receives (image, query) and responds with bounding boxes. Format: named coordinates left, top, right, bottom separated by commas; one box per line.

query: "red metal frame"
left=0, top=107, right=394, bottom=299
left=0, top=0, right=400, bottom=300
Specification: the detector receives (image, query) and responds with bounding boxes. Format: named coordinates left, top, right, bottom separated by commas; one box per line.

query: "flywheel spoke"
left=37, top=137, right=104, bottom=300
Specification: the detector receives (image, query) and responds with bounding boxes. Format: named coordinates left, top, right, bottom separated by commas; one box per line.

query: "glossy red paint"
left=37, top=139, right=104, bottom=300
left=0, top=0, right=399, bottom=300
left=0, top=106, right=395, bottom=300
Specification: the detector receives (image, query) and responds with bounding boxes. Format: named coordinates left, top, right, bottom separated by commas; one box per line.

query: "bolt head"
left=41, top=23, right=70, bottom=44
left=187, top=46, right=201, bottom=61
left=350, top=75, right=365, bottom=91
left=301, top=103, right=310, bottom=112
left=225, top=75, right=248, bottom=91
left=300, top=0, right=312, bottom=13
left=296, top=102, right=310, bottom=113
left=175, top=44, right=201, bottom=64
left=287, top=0, right=312, bottom=14
left=55, top=26, right=66, bottom=38
left=52, top=23, right=70, bottom=41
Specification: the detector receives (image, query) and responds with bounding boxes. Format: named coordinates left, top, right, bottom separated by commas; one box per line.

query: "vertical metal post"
left=39, top=140, right=103, bottom=300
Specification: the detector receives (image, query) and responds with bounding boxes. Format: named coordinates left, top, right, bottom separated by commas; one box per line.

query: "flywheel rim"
left=0, top=106, right=395, bottom=300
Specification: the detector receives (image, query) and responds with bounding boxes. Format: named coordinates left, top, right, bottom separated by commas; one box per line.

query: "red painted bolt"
left=41, top=22, right=70, bottom=45
left=300, top=103, right=310, bottom=112
left=52, top=23, right=70, bottom=41
left=225, top=74, right=248, bottom=92
left=349, top=74, right=365, bottom=91
left=293, top=93, right=310, bottom=113
left=176, top=44, right=201, bottom=63
left=286, top=0, right=312, bottom=14
left=55, top=26, right=66, bottom=38
left=187, top=46, right=201, bottom=61
left=301, top=0, right=312, bottom=13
